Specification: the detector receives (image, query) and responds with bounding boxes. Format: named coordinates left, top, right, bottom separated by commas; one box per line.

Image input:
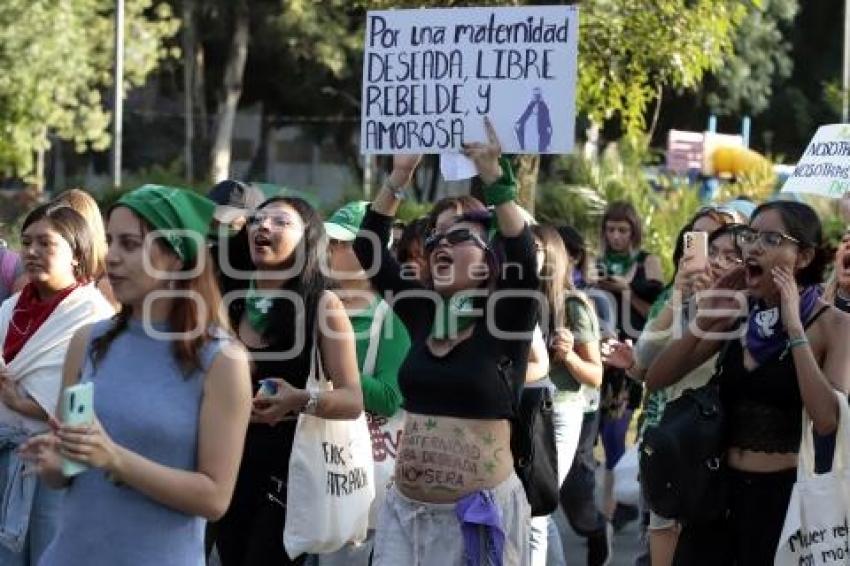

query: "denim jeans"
left=529, top=398, right=584, bottom=566
left=0, top=447, right=63, bottom=566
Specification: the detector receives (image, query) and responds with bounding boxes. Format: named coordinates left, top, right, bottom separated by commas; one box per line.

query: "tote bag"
left=363, top=300, right=406, bottom=527
left=283, top=331, right=375, bottom=558
left=775, top=390, right=850, bottom=566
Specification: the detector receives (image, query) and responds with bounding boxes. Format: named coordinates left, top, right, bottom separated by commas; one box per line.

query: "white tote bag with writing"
left=283, top=333, right=375, bottom=558
left=775, top=390, right=850, bottom=566
left=363, top=300, right=406, bottom=528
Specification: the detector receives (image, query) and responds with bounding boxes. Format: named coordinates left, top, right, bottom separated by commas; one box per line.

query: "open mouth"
left=842, top=253, right=850, bottom=271
left=253, top=233, right=272, bottom=248
left=744, top=258, right=764, bottom=284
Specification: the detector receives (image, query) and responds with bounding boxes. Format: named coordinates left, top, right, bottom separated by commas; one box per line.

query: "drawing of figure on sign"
left=514, top=87, right=553, bottom=153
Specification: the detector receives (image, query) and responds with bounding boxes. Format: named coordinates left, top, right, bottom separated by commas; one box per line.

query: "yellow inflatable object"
left=711, top=146, right=769, bottom=178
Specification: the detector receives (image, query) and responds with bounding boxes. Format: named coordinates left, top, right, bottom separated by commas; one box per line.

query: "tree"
left=578, top=0, right=746, bottom=138
left=0, top=0, right=179, bottom=185
left=704, top=0, right=798, bottom=117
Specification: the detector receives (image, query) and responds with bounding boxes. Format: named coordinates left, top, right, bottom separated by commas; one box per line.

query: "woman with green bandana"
left=215, top=195, right=362, bottom=566
left=595, top=200, right=663, bottom=526
left=21, top=185, right=253, bottom=566
left=311, top=201, right=410, bottom=566
left=354, top=117, right=539, bottom=565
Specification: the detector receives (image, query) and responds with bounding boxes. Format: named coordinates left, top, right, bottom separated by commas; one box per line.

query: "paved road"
left=554, top=506, right=643, bottom=566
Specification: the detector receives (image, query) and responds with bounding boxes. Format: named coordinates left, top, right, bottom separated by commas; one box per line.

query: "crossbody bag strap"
left=362, top=300, right=390, bottom=377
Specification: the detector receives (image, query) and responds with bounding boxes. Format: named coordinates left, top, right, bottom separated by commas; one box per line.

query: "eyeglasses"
left=735, top=227, right=800, bottom=249
left=247, top=212, right=297, bottom=230
left=424, top=228, right=488, bottom=253
left=708, top=247, right=742, bottom=267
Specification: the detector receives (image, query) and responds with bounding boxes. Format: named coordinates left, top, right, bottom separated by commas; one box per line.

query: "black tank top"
left=719, top=306, right=830, bottom=454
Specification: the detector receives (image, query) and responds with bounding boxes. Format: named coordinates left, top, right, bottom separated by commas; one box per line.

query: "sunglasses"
left=735, top=227, right=800, bottom=249
left=424, top=228, right=488, bottom=253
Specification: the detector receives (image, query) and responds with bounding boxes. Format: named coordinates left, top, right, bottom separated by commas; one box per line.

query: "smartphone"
left=60, top=382, right=94, bottom=477
left=683, top=231, right=708, bottom=273
left=258, top=379, right=278, bottom=397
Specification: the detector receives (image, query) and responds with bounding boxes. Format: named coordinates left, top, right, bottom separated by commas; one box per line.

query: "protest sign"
left=360, top=6, right=579, bottom=155
left=782, top=124, right=850, bottom=197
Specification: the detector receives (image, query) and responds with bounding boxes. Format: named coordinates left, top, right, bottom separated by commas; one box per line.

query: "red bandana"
left=3, top=282, right=79, bottom=363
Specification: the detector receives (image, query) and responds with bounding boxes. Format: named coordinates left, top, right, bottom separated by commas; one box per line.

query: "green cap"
left=325, top=201, right=369, bottom=242
left=117, top=184, right=215, bottom=263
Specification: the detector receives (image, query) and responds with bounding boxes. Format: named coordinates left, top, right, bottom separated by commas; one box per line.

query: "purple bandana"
left=456, top=491, right=506, bottom=566
left=746, top=285, right=821, bottom=366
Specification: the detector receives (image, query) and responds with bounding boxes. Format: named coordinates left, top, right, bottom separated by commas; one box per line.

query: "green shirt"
left=551, top=295, right=601, bottom=410
left=348, top=298, right=411, bottom=417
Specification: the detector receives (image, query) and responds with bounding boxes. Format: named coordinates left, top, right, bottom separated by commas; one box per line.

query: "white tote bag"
left=283, top=332, right=375, bottom=558
left=363, top=300, right=406, bottom=528
left=613, top=444, right=641, bottom=507
left=775, top=390, right=850, bottom=566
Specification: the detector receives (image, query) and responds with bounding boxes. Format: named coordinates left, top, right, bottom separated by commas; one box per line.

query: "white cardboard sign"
left=360, top=6, right=579, bottom=155
left=782, top=124, right=850, bottom=197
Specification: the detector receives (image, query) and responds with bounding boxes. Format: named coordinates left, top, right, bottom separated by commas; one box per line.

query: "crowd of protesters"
left=0, top=119, right=848, bottom=566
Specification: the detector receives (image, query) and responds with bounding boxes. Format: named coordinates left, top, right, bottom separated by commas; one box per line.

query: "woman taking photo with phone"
left=647, top=201, right=850, bottom=564
left=353, top=118, right=539, bottom=564
left=20, top=186, right=252, bottom=566
left=214, top=195, right=362, bottom=566
left=0, top=203, right=113, bottom=566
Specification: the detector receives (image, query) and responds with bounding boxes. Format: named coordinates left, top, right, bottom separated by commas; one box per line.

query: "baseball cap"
left=325, top=201, right=369, bottom=242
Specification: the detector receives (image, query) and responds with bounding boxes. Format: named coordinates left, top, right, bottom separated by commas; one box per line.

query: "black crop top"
left=353, top=207, right=540, bottom=419
left=719, top=306, right=829, bottom=454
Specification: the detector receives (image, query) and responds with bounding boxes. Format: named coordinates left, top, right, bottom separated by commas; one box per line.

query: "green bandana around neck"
left=431, top=293, right=478, bottom=340
left=245, top=279, right=275, bottom=334
left=603, top=250, right=635, bottom=277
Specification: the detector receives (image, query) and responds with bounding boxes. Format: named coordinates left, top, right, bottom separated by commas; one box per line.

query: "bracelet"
left=383, top=178, right=407, bottom=201
left=788, top=336, right=809, bottom=350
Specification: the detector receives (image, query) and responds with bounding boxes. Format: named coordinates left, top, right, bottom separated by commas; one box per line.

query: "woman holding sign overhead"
left=353, top=117, right=538, bottom=565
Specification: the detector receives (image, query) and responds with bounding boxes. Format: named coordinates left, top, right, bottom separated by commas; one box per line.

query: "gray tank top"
left=40, top=318, right=228, bottom=566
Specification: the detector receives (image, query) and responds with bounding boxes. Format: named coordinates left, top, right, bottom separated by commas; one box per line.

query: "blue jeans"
left=0, top=449, right=63, bottom=566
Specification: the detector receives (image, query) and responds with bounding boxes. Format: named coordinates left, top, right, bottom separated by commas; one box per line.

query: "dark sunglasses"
left=424, top=228, right=488, bottom=253
left=735, top=227, right=800, bottom=249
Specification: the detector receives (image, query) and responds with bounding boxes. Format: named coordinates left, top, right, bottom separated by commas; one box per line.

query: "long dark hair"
left=244, top=197, right=330, bottom=353
left=90, top=207, right=230, bottom=375
left=750, top=201, right=829, bottom=287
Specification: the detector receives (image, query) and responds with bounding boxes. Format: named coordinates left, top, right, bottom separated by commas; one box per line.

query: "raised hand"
left=772, top=265, right=803, bottom=335
left=387, top=154, right=422, bottom=189
left=550, top=327, right=575, bottom=365
left=601, top=338, right=635, bottom=370
left=461, top=116, right=503, bottom=184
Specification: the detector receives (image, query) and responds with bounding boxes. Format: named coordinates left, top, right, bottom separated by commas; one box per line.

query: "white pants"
left=529, top=399, right=585, bottom=566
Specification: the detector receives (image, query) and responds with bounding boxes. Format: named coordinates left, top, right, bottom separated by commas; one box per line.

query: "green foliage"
left=537, top=141, right=700, bottom=280
left=705, top=0, right=798, bottom=116
left=0, top=0, right=179, bottom=179
left=578, top=0, right=746, bottom=137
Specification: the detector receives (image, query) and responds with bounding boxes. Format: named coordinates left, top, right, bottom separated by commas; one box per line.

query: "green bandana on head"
left=431, top=293, right=479, bottom=340
left=118, top=185, right=215, bottom=263
left=245, top=278, right=275, bottom=334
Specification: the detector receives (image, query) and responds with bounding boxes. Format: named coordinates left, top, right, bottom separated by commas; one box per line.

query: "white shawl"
left=0, top=285, right=114, bottom=433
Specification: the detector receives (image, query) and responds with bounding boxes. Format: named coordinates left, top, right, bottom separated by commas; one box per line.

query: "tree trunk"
left=514, top=154, right=539, bottom=216
left=182, top=0, right=195, bottom=183
left=647, top=84, right=664, bottom=142
left=208, top=0, right=249, bottom=183
left=245, top=102, right=272, bottom=181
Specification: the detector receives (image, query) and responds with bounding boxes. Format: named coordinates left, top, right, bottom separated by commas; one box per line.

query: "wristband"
left=383, top=178, right=407, bottom=201
left=788, top=336, right=809, bottom=350
left=482, top=157, right=518, bottom=206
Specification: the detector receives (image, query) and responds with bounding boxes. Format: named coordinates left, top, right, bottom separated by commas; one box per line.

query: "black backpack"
left=639, top=344, right=731, bottom=524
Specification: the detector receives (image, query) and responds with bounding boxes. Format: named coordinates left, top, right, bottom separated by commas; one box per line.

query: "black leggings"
left=674, top=467, right=796, bottom=566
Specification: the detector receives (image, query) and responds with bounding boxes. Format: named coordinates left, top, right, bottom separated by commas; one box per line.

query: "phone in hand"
left=258, top=379, right=279, bottom=397
left=60, top=382, right=94, bottom=477
left=683, top=231, right=708, bottom=274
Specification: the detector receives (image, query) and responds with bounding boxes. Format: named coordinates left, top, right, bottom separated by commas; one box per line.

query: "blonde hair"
left=52, top=189, right=107, bottom=280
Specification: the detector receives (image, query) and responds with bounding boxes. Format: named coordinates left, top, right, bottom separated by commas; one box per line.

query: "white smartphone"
left=683, top=231, right=708, bottom=273
left=60, top=382, right=94, bottom=477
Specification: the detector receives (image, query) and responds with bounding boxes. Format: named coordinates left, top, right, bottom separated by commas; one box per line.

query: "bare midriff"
left=395, top=413, right=514, bottom=503
left=728, top=448, right=798, bottom=473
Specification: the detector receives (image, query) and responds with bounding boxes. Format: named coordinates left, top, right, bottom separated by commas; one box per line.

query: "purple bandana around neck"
left=746, top=285, right=822, bottom=365
left=456, top=491, right=506, bottom=566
